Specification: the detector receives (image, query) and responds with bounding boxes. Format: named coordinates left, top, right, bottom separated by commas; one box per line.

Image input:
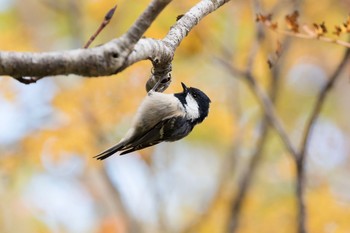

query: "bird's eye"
left=192, top=93, right=198, bottom=99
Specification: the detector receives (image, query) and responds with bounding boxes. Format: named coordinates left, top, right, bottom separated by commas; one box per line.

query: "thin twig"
left=299, top=47, right=350, bottom=158
left=228, top=122, right=269, bottom=232
left=246, top=73, right=298, bottom=157
left=227, top=17, right=292, bottom=232
left=294, top=47, right=350, bottom=233
left=227, top=2, right=269, bottom=230
left=218, top=59, right=298, bottom=159
left=84, top=4, right=118, bottom=49
left=259, top=15, right=350, bottom=48
left=282, top=27, right=350, bottom=48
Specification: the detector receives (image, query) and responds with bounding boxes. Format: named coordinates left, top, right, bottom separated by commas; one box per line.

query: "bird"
left=94, top=82, right=211, bottom=160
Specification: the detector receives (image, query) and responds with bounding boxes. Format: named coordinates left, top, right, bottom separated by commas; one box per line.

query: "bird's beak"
left=181, top=82, right=188, bottom=93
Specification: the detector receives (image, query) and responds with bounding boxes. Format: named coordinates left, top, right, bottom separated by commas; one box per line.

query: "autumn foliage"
left=1, top=1, right=350, bottom=233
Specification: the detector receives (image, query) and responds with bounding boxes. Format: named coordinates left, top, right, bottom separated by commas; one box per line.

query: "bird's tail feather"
left=94, top=143, right=125, bottom=160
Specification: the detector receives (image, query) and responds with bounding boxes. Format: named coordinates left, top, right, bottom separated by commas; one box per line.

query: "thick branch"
left=124, top=0, right=172, bottom=45
left=163, top=0, right=230, bottom=49
left=0, top=0, right=173, bottom=80
left=0, top=0, right=231, bottom=89
left=126, top=0, right=232, bottom=91
left=0, top=39, right=130, bottom=78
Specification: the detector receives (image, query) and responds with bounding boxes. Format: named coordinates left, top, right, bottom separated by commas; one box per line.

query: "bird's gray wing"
left=120, top=117, right=193, bottom=155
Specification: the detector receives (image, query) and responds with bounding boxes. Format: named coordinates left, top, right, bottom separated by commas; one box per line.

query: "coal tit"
left=94, top=82, right=211, bottom=160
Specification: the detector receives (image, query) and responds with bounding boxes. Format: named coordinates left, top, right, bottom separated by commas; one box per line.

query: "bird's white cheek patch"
left=185, top=94, right=199, bottom=120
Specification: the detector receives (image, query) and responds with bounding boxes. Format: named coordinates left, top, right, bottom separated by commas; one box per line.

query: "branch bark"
left=0, top=0, right=231, bottom=92
left=0, top=0, right=171, bottom=79
left=0, top=40, right=129, bottom=77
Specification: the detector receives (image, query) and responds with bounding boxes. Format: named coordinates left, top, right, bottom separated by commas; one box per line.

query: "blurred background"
left=1, top=0, right=350, bottom=232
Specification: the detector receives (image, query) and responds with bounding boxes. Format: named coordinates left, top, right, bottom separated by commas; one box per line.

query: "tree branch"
left=124, top=0, right=172, bottom=45
left=294, top=47, right=350, bottom=233
left=245, top=72, right=298, bottom=158
left=163, top=0, right=231, bottom=49
left=257, top=13, right=350, bottom=49
left=218, top=60, right=298, bottom=159
left=0, top=39, right=129, bottom=78
left=226, top=3, right=289, bottom=229
left=128, top=0, right=232, bottom=91
left=84, top=4, right=118, bottom=49
left=0, top=0, right=173, bottom=81
left=0, top=0, right=231, bottom=92
left=299, top=47, right=350, bottom=159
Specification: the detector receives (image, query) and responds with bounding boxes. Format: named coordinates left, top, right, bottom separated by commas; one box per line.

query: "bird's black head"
left=176, top=82, right=211, bottom=124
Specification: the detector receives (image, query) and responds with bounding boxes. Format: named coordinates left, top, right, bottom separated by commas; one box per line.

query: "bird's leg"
left=150, top=76, right=168, bottom=92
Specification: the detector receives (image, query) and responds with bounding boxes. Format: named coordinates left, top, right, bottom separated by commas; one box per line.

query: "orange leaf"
left=285, top=10, right=299, bottom=33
